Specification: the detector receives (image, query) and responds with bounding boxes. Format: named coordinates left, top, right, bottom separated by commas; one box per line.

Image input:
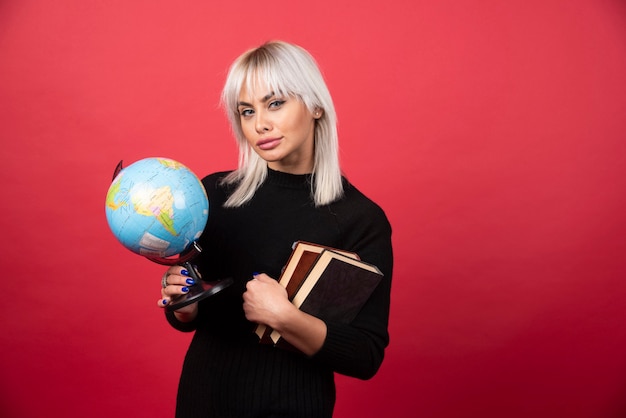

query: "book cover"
left=255, top=242, right=358, bottom=344
left=269, top=249, right=383, bottom=344
left=279, top=242, right=358, bottom=298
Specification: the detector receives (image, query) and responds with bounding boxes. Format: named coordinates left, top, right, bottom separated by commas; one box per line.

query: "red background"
left=1, top=1, right=626, bottom=417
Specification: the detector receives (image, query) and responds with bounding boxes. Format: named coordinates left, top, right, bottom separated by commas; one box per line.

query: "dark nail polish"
left=186, top=278, right=195, bottom=285
left=252, top=272, right=260, bottom=276
left=181, top=287, right=189, bottom=293
left=181, top=269, right=189, bottom=276
left=162, top=299, right=168, bottom=305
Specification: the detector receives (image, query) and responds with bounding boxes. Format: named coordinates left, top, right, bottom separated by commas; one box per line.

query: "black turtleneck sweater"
left=165, top=168, right=393, bottom=418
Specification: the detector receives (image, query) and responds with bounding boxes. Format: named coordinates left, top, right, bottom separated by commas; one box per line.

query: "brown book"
left=269, top=249, right=383, bottom=344
left=255, top=241, right=358, bottom=345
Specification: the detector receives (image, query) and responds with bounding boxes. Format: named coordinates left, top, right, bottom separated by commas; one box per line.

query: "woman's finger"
left=157, top=267, right=196, bottom=308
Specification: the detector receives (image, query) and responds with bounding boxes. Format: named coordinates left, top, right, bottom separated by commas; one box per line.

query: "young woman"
left=159, top=41, right=393, bottom=418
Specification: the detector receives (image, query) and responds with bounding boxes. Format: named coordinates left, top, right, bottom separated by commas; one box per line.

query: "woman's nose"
left=255, top=111, right=271, bottom=133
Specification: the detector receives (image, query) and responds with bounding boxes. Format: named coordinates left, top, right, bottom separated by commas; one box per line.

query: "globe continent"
left=105, top=157, right=209, bottom=258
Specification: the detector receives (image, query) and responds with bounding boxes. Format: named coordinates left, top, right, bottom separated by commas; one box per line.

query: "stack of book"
left=255, top=241, right=383, bottom=350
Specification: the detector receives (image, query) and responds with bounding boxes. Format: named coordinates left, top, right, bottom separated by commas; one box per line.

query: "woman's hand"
left=243, top=273, right=293, bottom=328
left=157, top=266, right=198, bottom=321
left=244, top=273, right=327, bottom=356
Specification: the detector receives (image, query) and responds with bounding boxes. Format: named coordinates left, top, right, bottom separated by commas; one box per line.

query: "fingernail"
left=252, top=272, right=260, bottom=276
left=181, top=269, right=189, bottom=276
left=186, top=278, right=195, bottom=285
left=162, top=299, right=168, bottom=305
left=181, top=287, right=189, bottom=293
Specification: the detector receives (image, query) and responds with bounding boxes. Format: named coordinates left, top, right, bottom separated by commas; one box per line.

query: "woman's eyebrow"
left=237, top=92, right=275, bottom=108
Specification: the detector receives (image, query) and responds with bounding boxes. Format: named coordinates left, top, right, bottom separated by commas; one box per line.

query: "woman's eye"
left=240, top=109, right=254, bottom=117
left=269, top=100, right=285, bottom=109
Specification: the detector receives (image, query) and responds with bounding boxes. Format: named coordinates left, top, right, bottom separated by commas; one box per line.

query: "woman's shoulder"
left=341, top=179, right=385, bottom=208
left=333, top=179, right=392, bottom=261
left=334, top=179, right=390, bottom=225
left=199, top=170, right=237, bottom=206
left=201, top=170, right=235, bottom=191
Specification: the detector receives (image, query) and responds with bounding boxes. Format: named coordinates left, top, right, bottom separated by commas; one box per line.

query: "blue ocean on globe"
left=105, top=157, right=209, bottom=258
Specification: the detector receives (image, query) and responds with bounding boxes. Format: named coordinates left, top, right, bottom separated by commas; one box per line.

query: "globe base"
left=146, top=243, right=234, bottom=311
left=167, top=262, right=234, bottom=312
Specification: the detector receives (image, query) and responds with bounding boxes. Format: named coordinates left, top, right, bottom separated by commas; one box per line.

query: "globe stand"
left=147, top=242, right=233, bottom=312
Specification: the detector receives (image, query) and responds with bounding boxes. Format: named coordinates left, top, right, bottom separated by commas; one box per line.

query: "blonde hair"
left=220, top=41, right=343, bottom=207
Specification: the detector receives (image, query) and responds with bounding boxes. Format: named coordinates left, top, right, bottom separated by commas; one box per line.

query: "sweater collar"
left=266, top=167, right=313, bottom=189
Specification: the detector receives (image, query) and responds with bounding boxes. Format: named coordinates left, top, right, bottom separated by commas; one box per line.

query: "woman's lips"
left=257, top=137, right=282, bottom=150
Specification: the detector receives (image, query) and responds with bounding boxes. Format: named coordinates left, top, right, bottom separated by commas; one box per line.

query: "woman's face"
left=237, top=81, right=321, bottom=174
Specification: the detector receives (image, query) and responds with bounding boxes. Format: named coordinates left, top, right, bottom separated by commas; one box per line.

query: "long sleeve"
left=312, top=196, right=393, bottom=379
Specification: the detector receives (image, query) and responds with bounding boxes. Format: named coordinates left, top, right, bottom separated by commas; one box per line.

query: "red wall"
left=2, top=1, right=626, bottom=417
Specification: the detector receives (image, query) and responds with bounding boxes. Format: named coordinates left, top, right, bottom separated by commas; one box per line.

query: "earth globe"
left=105, top=157, right=231, bottom=310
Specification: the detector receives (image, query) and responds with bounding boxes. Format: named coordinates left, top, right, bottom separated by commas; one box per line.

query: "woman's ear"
left=313, top=108, right=324, bottom=119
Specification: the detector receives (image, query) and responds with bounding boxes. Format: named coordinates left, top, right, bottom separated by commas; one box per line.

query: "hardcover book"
left=255, top=241, right=358, bottom=344
left=268, top=248, right=383, bottom=345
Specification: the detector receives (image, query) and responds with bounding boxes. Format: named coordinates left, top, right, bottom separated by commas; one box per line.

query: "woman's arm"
left=312, top=201, right=394, bottom=379
left=243, top=273, right=327, bottom=356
